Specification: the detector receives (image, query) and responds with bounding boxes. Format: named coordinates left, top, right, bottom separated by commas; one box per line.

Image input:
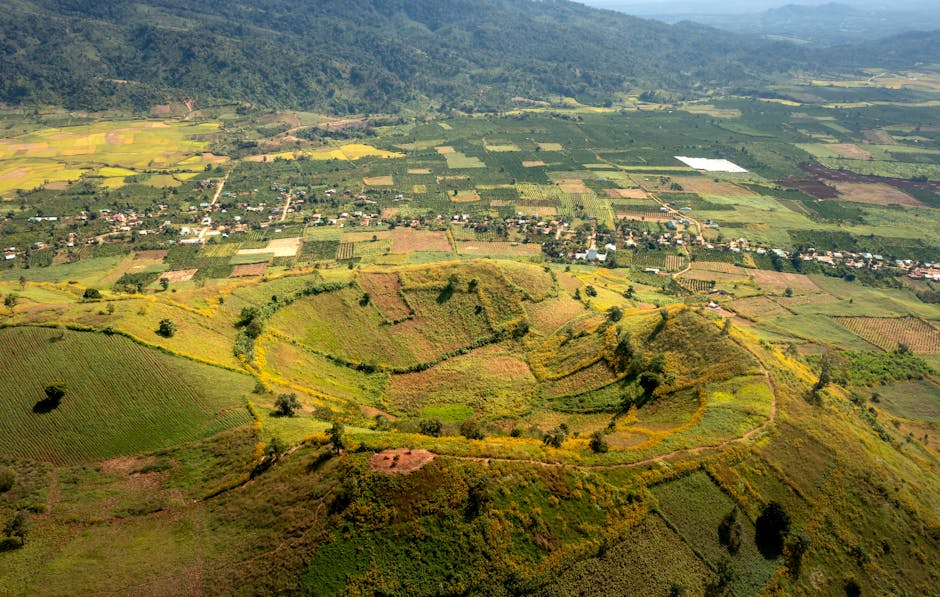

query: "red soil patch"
left=369, top=449, right=434, bottom=475
left=358, top=272, right=412, bottom=320
left=231, top=263, right=268, bottom=277
left=778, top=177, right=839, bottom=199
left=800, top=162, right=940, bottom=193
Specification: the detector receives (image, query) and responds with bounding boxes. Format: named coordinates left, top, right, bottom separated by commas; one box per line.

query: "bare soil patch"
left=390, top=229, right=452, bottom=253
left=605, top=188, right=648, bottom=199
left=363, top=176, right=394, bottom=186
left=451, top=190, right=481, bottom=203
left=833, top=182, right=924, bottom=207
left=557, top=179, right=592, bottom=194
left=434, top=146, right=456, bottom=155
left=408, top=168, right=432, bottom=174
left=801, top=162, right=940, bottom=192
left=231, top=263, right=268, bottom=277
left=369, top=449, right=435, bottom=475
left=750, top=270, right=821, bottom=294
left=358, top=272, right=412, bottom=320
left=829, top=143, right=875, bottom=160
left=162, top=269, right=198, bottom=283
left=522, top=161, right=546, bottom=168
left=778, top=177, right=839, bottom=199
left=668, top=176, right=751, bottom=196
left=134, top=250, right=169, bottom=261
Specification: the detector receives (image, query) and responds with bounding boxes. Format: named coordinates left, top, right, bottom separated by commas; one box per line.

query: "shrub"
left=419, top=418, right=444, bottom=437
left=718, top=507, right=743, bottom=554
left=588, top=431, right=609, bottom=453
left=156, top=318, right=177, bottom=338
left=460, top=419, right=485, bottom=440
left=0, top=467, right=15, bottom=493
left=82, top=288, right=101, bottom=300
left=543, top=425, right=568, bottom=448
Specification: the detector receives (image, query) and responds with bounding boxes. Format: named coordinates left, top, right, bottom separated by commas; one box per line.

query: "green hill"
left=0, top=0, right=844, bottom=113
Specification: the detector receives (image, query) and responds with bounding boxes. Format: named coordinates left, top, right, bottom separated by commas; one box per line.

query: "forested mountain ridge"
left=0, top=0, right=934, bottom=113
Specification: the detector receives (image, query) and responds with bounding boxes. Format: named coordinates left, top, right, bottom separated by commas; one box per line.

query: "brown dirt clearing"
left=369, top=449, right=435, bottom=475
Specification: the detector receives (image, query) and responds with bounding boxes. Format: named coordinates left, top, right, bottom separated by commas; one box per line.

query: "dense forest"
left=0, top=0, right=937, bottom=113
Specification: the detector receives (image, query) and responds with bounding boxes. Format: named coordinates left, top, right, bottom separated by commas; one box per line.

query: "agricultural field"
left=836, top=316, right=940, bottom=353
left=0, top=326, right=253, bottom=464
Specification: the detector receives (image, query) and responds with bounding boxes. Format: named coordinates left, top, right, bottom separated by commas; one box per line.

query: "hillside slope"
left=0, top=0, right=807, bottom=112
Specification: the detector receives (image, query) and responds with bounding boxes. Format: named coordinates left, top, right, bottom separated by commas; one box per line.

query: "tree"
left=44, top=383, right=67, bottom=402
left=328, top=421, right=346, bottom=454
left=607, top=306, right=623, bottom=322
left=460, top=418, right=485, bottom=440
left=722, top=318, right=732, bottom=335
left=718, top=507, right=743, bottom=554
left=359, top=292, right=371, bottom=306
left=159, top=277, right=169, bottom=291
left=589, top=431, right=609, bottom=453
left=274, top=393, right=300, bottom=417
left=419, top=418, right=444, bottom=437
left=3, top=294, right=17, bottom=312
left=585, top=285, right=598, bottom=297
left=157, top=318, right=177, bottom=338
left=755, top=501, right=791, bottom=558
left=813, top=353, right=832, bottom=394
left=83, top=288, right=101, bottom=299
left=624, top=285, right=636, bottom=299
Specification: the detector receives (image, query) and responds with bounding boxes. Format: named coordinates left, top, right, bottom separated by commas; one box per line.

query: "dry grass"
left=522, top=161, right=546, bottom=168
left=749, top=270, right=821, bottom=294
left=363, top=176, right=394, bottom=186
left=231, top=263, right=268, bottom=277
left=605, top=188, right=649, bottom=199
left=390, top=229, right=452, bottom=253
left=833, top=183, right=924, bottom=207
left=828, top=143, right=875, bottom=160
left=456, top=242, right=542, bottom=257
left=162, top=269, right=198, bottom=283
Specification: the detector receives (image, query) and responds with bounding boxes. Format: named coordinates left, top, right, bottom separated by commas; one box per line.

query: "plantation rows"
left=0, top=327, right=254, bottom=464
left=837, top=316, right=940, bottom=354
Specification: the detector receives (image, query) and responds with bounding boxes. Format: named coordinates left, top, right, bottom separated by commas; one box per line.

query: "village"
left=3, top=177, right=938, bottom=287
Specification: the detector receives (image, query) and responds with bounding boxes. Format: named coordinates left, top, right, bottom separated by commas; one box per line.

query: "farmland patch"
left=0, top=327, right=253, bottom=465
left=836, top=316, right=940, bottom=354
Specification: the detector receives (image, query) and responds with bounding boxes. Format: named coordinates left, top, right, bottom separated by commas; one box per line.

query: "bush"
left=0, top=467, right=15, bottom=493
left=543, top=425, right=568, bottom=448
left=156, top=318, right=177, bottom=338
left=718, top=507, right=742, bottom=554
left=460, top=419, right=485, bottom=440
left=82, top=288, right=102, bottom=300
left=588, top=431, right=609, bottom=453
left=419, top=418, right=444, bottom=437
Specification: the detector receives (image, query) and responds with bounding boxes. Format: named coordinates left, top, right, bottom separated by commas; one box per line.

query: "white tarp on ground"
left=674, top=156, right=748, bottom=173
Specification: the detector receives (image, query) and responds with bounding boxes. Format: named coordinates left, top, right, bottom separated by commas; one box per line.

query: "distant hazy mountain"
left=0, top=0, right=934, bottom=112
left=592, top=1, right=940, bottom=45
